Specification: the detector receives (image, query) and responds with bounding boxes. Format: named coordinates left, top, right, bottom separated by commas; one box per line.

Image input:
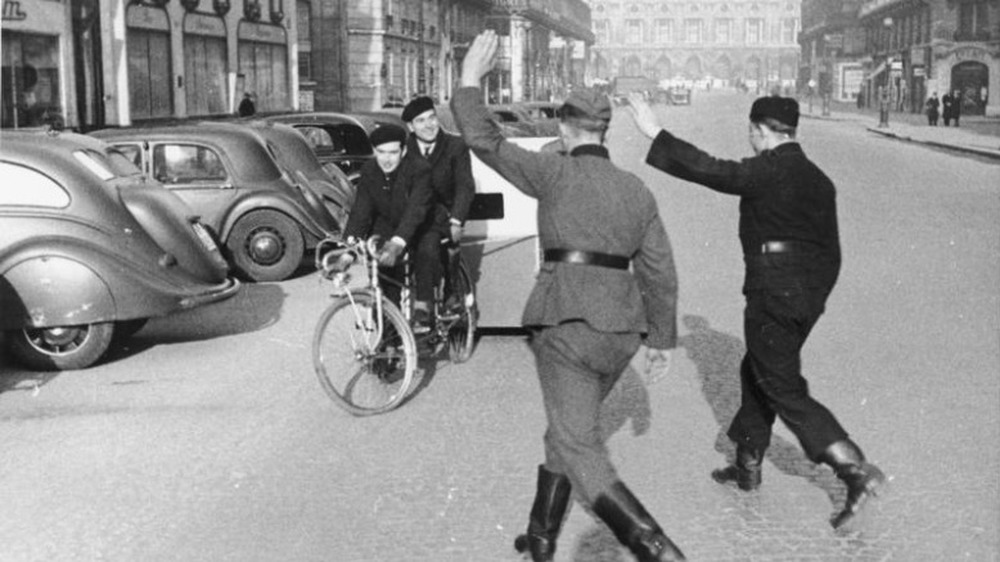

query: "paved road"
left=1, top=91, right=998, bottom=561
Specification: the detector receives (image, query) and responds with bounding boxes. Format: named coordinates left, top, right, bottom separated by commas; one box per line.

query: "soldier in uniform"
left=401, top=96, right=476, bottom=328
left=452, top=31, right=685, bottom=562
left=626, top=92, right=886, bottom=530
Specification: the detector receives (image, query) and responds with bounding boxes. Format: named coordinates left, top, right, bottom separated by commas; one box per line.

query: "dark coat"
left=343, top=156, right=434, bottom=245
left=942, top=93, right=957, bottom=118
left=646, top=131, right=841, bottom=293
left=451, top=87, right=679, bottom=349
left=406, top=130, right=476, bottom=231
left=925, top=96, right=940, bottom=116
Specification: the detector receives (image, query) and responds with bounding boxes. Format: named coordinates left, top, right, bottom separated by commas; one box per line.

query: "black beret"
left=401, top=96, right=436, bottom=122
left=369, top=124, right=408, bottom=148
left=749, top=96, right=799, bottom=128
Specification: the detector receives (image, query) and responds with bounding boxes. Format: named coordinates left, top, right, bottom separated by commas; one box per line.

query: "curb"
left=865, top=127, right=1000, bottom=161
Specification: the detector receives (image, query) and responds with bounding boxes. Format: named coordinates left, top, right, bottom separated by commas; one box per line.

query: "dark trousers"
left=727, top=288, right=848, bottom=461
left=378, top=229, right=442, bottom=305
left=530, top=322, right=641, bottom=504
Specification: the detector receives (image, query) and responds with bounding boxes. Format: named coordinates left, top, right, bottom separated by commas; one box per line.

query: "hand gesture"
left=625, top=92, right=663, bottom=140
left=449, top=223, right=464, bottom=244
left=461, top=30, right=499, bottom=88
left=378, top=239, right=405, bottom=267
left=642, top=347, right=672, bottom=386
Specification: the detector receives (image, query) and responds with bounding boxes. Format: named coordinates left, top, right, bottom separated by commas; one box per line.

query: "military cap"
left=749, top=96, right=800, bottom=128
left=560, top=87, right=613, bottom=122
left=401, top=96, right=436, bottom=122
left=369, top=124, right=408, bottom=148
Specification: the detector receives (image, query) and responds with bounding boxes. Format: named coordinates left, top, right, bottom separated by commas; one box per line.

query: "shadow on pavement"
left=678, top=314, right=841, bottom=504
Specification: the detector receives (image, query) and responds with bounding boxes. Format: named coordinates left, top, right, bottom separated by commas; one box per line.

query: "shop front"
left=2, top=0, right=72, bottom=129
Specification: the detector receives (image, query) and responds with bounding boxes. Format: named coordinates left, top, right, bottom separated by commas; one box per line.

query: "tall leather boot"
left=820, top=439, right=887, bottom=529
left=513, top=465, right=572, bottom=562
left=711, top=445, right=763, bottom=491
left=592, top=481, right=686, bottom=562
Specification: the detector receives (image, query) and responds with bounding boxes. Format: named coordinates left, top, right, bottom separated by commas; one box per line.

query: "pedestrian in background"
left=453, top=30, right=685, bottom=562
left=400, top=95, right=476, bottom=319
left=950, top=89, right=962, bottom=127
left=627, top=92, right=887, bottom=531
left=925, top=92, right=940, bottom=126
left=238, top=92, right=256, bottom=117
left=941, top=91, right=955, bottom=126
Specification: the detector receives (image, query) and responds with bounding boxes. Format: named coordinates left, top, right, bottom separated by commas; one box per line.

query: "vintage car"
left=0, top=130, right=239, bottom=370
left=235, top=120, right=354, bottom=229
left=513, top=101, right=562, bottom=136
left=262, top=113, right=374, bottom=184
left=668, top=87, right=693, bottom=105
left=92, top=122, right=339, bottom=282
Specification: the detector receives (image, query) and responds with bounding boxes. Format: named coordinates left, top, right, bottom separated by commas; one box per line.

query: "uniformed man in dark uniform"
left=401, top=96, right=476, bottom=329
left=626, top=92, right=886, bottom=530
left=453, top=31, right=685, bottom=562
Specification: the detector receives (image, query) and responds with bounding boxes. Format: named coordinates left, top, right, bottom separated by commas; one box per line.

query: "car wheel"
left=7, top=322, right=115, bottom=371
left=227, top=209, right=305, bottom=282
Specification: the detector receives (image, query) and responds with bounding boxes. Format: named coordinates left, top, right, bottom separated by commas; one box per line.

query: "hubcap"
left=25, top=325, right=88, bottom=356
left=247, top=227, right=285, bottom=265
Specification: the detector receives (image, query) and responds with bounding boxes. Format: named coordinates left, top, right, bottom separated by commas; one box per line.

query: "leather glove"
left=449, top=223, right=464, bottom=244
left=642, top=346, right=672, bottom=386
left=378, top=239, right=406, bottom=267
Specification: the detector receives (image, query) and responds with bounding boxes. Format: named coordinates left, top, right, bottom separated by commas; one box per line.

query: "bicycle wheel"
left=446, top=259, right=478, bottom=363
left=313, top=291, right=417, bottom=415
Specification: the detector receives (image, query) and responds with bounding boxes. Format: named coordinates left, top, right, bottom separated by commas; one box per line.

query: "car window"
left=113, top=144, right=144, bottom=169
left=152, top=144, right=227, bottom=184
left=296, top=126, right=343, bottom=154
left=0, top=162, right=71, bottom=208
left=493, top=110, right=517, bottom=122
left=341, top=125, right=373, bottom=156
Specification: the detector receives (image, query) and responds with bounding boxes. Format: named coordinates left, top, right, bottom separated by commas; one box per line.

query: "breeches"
left=727, top=288, right=847, bottom=461
left=530, top=321, right=641, bottom=505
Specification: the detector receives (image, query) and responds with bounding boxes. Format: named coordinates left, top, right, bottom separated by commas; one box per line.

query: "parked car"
left=92, top=122, right=339, bottom=282
left=513, top=101, right=561, bottom=136
left=262, top=113, right=374, bottom=184
left=487, top=104, right=540, bottom=136
left=0, top=130, right=239, bottom=370
left=668, top=87, right=693, bottom=105
left=236, top=120, right=354, bottom=229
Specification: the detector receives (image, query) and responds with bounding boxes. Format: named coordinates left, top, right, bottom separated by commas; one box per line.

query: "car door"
left=146, top=141, right=236, bottom=233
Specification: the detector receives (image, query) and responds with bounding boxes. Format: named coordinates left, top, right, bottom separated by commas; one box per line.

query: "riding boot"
left=711, top=445, right=763, bottom=491
left=820, top=439, right=887, bottom=529
left=513, top=465, right=573, bottom=562
left=591, top=481, right=686, bottom=562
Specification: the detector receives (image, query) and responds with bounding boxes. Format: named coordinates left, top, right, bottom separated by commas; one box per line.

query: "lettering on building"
left=2, top=0, right=27, bottom=21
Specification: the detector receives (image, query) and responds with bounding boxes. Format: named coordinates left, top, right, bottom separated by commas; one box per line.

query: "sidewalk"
left=800, top=100, right=1000, bottom=160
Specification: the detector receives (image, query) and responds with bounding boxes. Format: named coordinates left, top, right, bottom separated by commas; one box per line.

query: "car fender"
left=0, top=256, right=115, bottom=330
left=217, top=192, right=329, bottom=244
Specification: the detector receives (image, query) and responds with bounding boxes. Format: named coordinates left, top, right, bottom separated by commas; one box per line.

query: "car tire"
left=226, top=209, right=305, bottom=282
left=112, top=318, right=149, bottom=344
left=7, top=322, right=115, bottom=371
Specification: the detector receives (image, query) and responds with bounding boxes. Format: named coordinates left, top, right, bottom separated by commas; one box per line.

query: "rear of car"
left=0, top=131, right=239, bottom=370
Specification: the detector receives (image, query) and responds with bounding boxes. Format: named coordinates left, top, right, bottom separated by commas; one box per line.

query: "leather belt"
left=755, top=240, right=820, bottom=254
left=544, top=249, right=630, bottom=270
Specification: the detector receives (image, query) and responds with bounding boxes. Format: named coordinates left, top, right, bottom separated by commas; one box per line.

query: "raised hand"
left=460, top=30, right=500, bottom=88
left=625, top=92, right=663, bottom=139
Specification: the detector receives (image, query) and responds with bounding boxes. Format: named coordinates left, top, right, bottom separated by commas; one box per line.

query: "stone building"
left=3, top=0, right=299, bottom=130
left=586, top=0, right=802, bottom=92
left=800, top=0, right=999, bottom=117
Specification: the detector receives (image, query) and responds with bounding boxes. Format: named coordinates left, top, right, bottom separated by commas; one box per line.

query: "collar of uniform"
left=767, top=142, right=802, bottom=156
left=569, top=144, right=609, bottom=159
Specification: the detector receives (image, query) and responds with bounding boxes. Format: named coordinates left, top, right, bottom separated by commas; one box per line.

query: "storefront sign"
left=127, top=5, right=170, bottom=32
left=184, top=13, right=226, bottom=37
left=238, top=21, right=286, bottom=44
left=913, top=65, right=925, bottom=77
left=840, top=63, right=864, bottom=100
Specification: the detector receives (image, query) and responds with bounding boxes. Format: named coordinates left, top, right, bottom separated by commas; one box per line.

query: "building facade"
left=3, top=0, right=300, bottom=130
left=587, top=0, right=802, bottom=92
left=335, top=0, right=594, bottom=112
left=801, top=0, right=999, bottom=117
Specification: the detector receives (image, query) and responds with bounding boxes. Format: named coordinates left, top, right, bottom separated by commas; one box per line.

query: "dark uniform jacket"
left=645, top=130, right=841, bottom=293
left=452, top=87, right=679, bottom=349
left=406, top=130, right=476, bottom=232
left=343, top=156, right=434, bottom=245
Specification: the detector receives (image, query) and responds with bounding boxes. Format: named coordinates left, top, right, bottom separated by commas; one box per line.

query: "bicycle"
left=312, top=235, right=478, bottom=416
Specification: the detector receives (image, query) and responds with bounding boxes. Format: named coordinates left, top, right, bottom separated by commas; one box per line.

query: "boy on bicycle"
left=338, top=124, right=437, bottom=332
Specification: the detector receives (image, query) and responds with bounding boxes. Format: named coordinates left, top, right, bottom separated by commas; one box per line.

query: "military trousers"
left=727, top=287, right=848, bottom=461
left=530, top=321, right=641, bottom=504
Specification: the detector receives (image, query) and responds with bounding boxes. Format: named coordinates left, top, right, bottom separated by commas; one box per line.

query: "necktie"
left=424, top=145, right=432, bottom=158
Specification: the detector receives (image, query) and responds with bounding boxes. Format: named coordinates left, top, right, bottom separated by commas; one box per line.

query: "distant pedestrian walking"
left=238, top=92, right=256, bottom=117
left=950, top=90, right=962, bottom=127
left=627, top=93, right=887, bottom=532
left=925, top=92, right=939, bottom=126
left=941, top=91, right=956, bottom=126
